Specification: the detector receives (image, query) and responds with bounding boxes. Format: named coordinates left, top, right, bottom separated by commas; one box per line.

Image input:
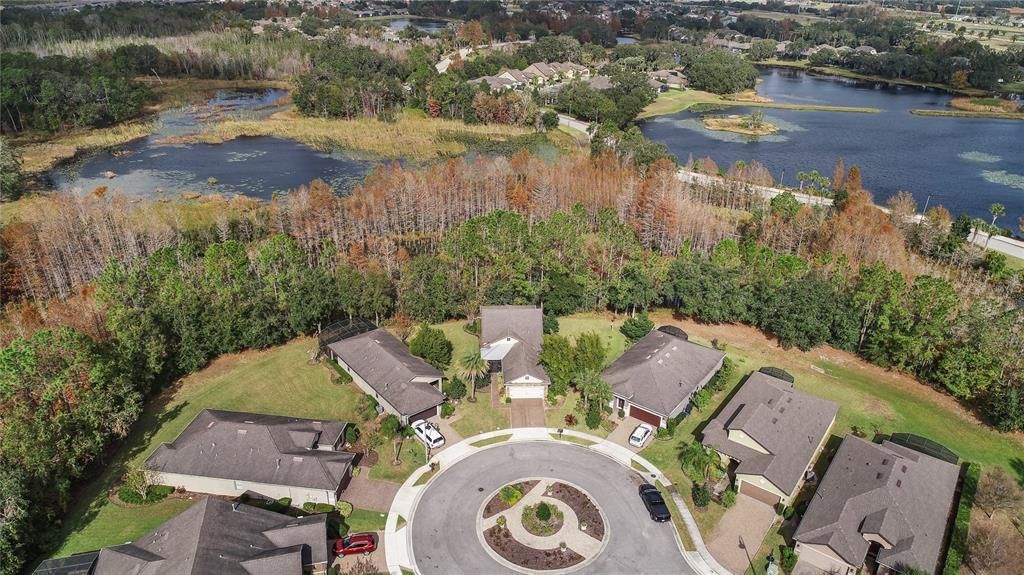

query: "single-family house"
left=325, top=326, right=444, bottom=423
left=146, top=409, right=355, bottom=505
left=701, top=371, right=838, bottom=506
left=649, top=69, right=688, bottom=90
left=602, top=327, right=725, bottom=428
left=522, top=61, right=588, bottom=83
left=93, top=496, right=329, bottom=574
left=587, top=75, right=613, bottom=91
left=471, top=75, right=519, bottom=91
left=793, top=436, right=960, bottom=575
left=480, top=305, right=549, bottom=399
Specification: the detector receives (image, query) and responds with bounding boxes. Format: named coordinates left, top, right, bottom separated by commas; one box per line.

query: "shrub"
left=585, top=404, right=602, bottom=429
left=536, top=502, right=552, bottom=521
left=346, top=426, right=360, bottom=445
left=780, top=547, right=798, bottom=574
left=117, top=484, right=173, bottom=505
left=504, top=396, right=511, bottom=403
left=691, top=388, right=712, bottom=411
left=564, top=413, right=578, bottom=426
left=542, top=314, right=559, bottom=334
left=314, top=502, right=335, bottom=513
left=541, top=110, right=559, bottom=130
left=705, top=357, right=734, bottom=395
left=943, top=463, right=981, bottom=575
left=499, top=485, right=523, bottom=506
left=409, top=324, right=453, bottom=369
left=782, top=505, right=795, bottom=520
left=691, top=484, right=711, bottom=507
left=618, top=409, right=625, bottom=418
left=443, top=377, right=467, bottom=400
left=440, top=402, right=455, bottom=418
left=358, top=395, right=380, bottom=422
left=303, top=502, right=315, bottom=513
left=656, top=427, right=672, bottom=440
left=327, top=516, right=349, bottom=539
left=336, top=501, right=353, bottom=516
left=721, top=488, right=736, bottom=508
left=619, top=312, right=654, bottom=342
left=496, top=515, right=507, bottom=527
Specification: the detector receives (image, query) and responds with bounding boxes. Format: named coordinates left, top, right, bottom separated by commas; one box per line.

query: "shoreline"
left=909, top=109, right=1024, bottom=120
left=757, top=60, right=990, bottom=97
left=638, top=88, right=879, bottom=119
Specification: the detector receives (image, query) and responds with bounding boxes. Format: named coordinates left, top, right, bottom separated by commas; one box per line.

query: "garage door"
left=408, top=405, right=439, bottom=423
left=507, top=384, right=546, bottom=399
left=740, top=480, right=781, bottom=506
left=629, top=405, right=663, bottom=427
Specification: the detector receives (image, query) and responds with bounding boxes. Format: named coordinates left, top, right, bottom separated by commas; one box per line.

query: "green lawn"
left=544, top=389, right=616, bottom=438
left=52, top=338, right=399, bottom=558
left=369, top=439, right=427, bottom=483
left=429, top=321, right=479, bottom=378
left=345, top=508, right=388, bottom=533
left=557, top=313, right=628, bottom=365
left=451, top=391, right=510, bottom=437
left=470, top=434, right=513, bottom=448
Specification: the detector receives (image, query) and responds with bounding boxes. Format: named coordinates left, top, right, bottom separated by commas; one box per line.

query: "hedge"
left=942, top=462, right=981, bottom=575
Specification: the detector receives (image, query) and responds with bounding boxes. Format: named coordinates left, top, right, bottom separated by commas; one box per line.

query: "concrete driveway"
left=333, top=532, right=386, bottom=573
left=409, top=442, right=694, bottom=575
left=606, top=416, right=648, bottom=453
left=509, top=398, right=545, bottom=428
left=707, top=494, right=778, bottom=575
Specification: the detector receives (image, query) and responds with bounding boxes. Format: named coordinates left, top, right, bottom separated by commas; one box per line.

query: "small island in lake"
left=702, top=111, right=779, bottom=136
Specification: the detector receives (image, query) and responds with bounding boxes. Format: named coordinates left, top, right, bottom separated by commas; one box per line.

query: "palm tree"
left=986, top=203, right=1006, bottom=248
left=677, top=441, right=721, bottom=485
left=458, top=350, right=489, bottom=402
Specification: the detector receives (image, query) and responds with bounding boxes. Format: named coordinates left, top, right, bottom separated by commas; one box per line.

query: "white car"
left=411, top=419, right=445, bottom=449
left=628, top=423, right=654, bottom=448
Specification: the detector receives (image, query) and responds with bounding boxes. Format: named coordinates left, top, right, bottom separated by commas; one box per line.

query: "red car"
left=335, top=533, right=377, bottom=556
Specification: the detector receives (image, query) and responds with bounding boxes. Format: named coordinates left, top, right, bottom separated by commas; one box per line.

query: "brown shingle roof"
left=480, top=305, right=548, bottom=383
left=602, top=329, right=724, bottom=417
left=793, top=436, right=959, bottom=574
left=701, top=372, right=838, bottom=495
left=327, top=328, right=443, bottom=416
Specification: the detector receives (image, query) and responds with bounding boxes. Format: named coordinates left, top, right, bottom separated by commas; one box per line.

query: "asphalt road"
left=409, top=442, right=695, bottom=575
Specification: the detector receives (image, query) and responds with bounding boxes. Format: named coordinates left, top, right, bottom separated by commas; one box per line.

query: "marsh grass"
left=188, top=111, right=546, bottom=160
left=18, top=122, right=157, bottom=174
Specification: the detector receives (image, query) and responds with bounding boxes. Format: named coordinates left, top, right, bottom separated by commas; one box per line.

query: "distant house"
left=480, top=305, right=549, bottom=399
left=471, top=75, right=519, bottom=91
left=91, top=496, right=329, bottom=574
left=325, top=326, right=444, bottom=423
left=711, top=38, right=752, bottom=52
left=602, top=327, right=725, bottom=428
left=587, top=75, right=614, bottom=91
left=649, top=69, right=688, bottom=90
left=522, top=61, right=588, bottom=83
left=146, top=409, right=355, bottom=505
left=701, top=371, right=838, bottom=506
left=793, top=436, right=960, bottom=575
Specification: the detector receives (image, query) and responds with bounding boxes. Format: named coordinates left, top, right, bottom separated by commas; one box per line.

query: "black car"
left=638, top=483, right=671, bottom=522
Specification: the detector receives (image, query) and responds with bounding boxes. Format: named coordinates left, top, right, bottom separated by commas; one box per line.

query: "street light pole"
left=739, top=535, right=758, bottom=575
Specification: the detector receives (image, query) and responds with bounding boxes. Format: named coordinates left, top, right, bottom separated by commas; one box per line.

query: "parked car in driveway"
left=411, top=419, right=445, bottom=449
left=334, top=533, right=377, bottom=556
left=628, top=423, right=654, bottom=448
left=638, top=483, right=671, bottom=522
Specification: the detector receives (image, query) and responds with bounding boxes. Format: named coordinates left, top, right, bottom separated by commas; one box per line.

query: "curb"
left=383, top=427, right=733, bottom=575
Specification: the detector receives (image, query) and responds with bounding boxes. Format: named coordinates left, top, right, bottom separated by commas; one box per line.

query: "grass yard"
left=451, top=391, right=510, bottom=437
left=345, top=507, right=388, bottom=533
left=557, top=313, right=628, bottom=365
left=429, top=321, right=480, bottom=378
left=369, top=439, right=427, bottom=483
left=545, top=390, right=616, bottom=438
left=638, top=86, right=879, bottom=119
left=52, top=338, right=400, bottom=558
left=470, top=434, right=513, bottom=448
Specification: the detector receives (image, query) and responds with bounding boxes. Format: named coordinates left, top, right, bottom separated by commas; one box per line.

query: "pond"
left=616, top=36, right=638, bottom=44
left=640, top=69, right=1024, bottom=224
left=386, top=17, right=452, bottom=34
left=47, top=90, right=377, bottom=201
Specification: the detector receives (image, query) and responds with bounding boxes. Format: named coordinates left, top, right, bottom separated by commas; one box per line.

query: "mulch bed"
left=546, top=482, right=605, bottom=541
left=484, top=525, right=584, bottom=570
left=484, top=480, right=539, bottom=518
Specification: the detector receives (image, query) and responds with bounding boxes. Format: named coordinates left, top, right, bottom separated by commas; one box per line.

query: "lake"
left=386, top=17, right=452, bottom=34
left=48, top=90, right=376, bottom=201
left=641, top=69, right=1024, bottom=225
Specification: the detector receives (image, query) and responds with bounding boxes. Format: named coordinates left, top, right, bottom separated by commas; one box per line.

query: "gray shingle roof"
left=94, top=496, right=328, bottom=575
left=701, top=372, right=838, bottom=496
left=794, top=436, right=960, bottom=575
left=146, top=410, right=354, bottom=491
left=602, top=329, right=724, bottom=417
left=480, top=306, right=548, bottom=384
left=327, top=327, right=443, bottom=416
